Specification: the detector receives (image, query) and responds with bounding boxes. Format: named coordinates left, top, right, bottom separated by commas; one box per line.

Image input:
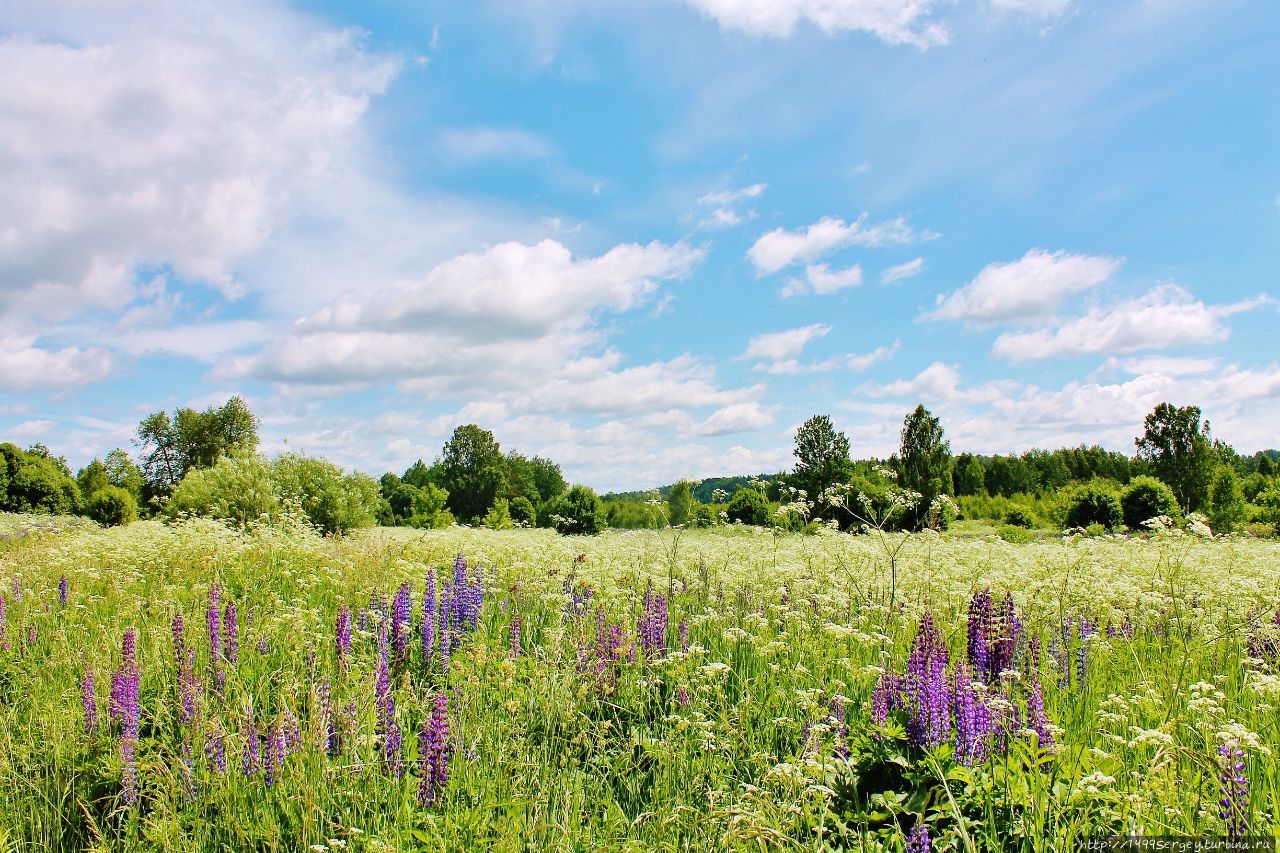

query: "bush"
left=83, top=486, right=137, bottom=527
left=1208, top=467, right=1246, bottom=534
left=483, top=498, right=514, bottom=530
left=509, top=495, right=536, bottom=526
left=1003, top=506, right=1035, bottom=529
left=0, top=443, right=79, bottom=515
left=1084, top=522, right=1108, bottom=538
left=169, top=453, right=279, bottom=527
left=1256, top=487, right=1280, bottom=534
left=272, top=453, right=380, bottom=535
left=407, top=483, right=454, bottom=529
left=548, top=485, right=606, bottom=536
left=997, top=524, right=1033, bottom=544
left=726, top=488, right=769, bottom=527
left=1064, top=483, right=1123, bottom=530
left=1121, top=476, right=1179, bottom=530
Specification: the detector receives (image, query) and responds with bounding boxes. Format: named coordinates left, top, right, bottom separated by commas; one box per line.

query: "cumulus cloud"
left=780, top=263, right=863, bottom=297
left=748, top=214, right=930, bottom=275
left=693, top=401, right=776, bottom=436
left=758, top=341, right=899, bottom=375
left=926, top=249, right=1119, bottom=324
left=698, top=182, right=765, bottom=229
left=881, top=257, right=925, bottom=284
left=698, top=183, right=767, bottom=206
left=992, top=285, right=1271, bottom=362
left=0, top=338, right=116, bottom=392
left=740, top=324, right=831, bottom=361
left=680, top=0, right=949, bottom=47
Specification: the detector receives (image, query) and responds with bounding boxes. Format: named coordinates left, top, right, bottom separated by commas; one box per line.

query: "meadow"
left=0, top=513, right=1277, bottom=851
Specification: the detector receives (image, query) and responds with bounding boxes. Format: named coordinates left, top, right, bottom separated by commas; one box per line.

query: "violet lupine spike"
left=392, top=582, right=412, bottom=667
left=257, top=637, right=268, bottom=655
left=208, top=583, right=223, bottom=687
left=967, top=588, right=992, bottom=681
left=509, top=614, right=521, bottom=657
left=0, top=594, right=7, bottom=651
left=905, top=612, right=950, bottom=749
left=831, top=696, right=848, bottom=759
left=122, top=625, right=137, bottom=668
left=990, top=592, right=1018, bottom=678
left=224, top=599, right=238, bottom=665
left=58, top=575, right=67, bottom=606
left=179, top=647, right=200, bottom=726
left=438, top=586, right=452, bottom=666
left=82, top=669, right=97, bottom=735
left=113, top=628, right=142, bottom=806
left=263, top=723, right=282, bottom=788
left=375, top=620, right=399, bottom=774
left=952, top=663, right=991, bottom=766
left=1076, top=615, right=1094, bottom=688
left=10, top=577, right=19, bottom=600
left=871, top=672, right=902, bottom=726
left=178, top=739, right=197, bottom=803
left=341, top=701, right=358, bottom=762
left=205, top=729, right=226, bottom=774
left=242, top=719, right=260, bottom=777
left=1218, top=743, right=1249, bottom=840
left=120, top=738, right=139, bottom=806
left=171, top=614, right=186, bottom=667
left=417, top=691, right=451, bottom=806
left=678, top=619, right=690, bottom=655
left=677, top=686, right=690, bottom=708
left=315, top=678, right=336, bottom=755
left=1026, top=676, right=1053, bottom=753
left=422, top=572, right=436, bottom=672
left=905, top=823, right=931, bottom=853
left=336, top=605, right=352, bottom=668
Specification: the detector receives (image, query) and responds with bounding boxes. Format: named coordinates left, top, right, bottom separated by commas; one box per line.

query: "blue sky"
left=1, top=0, right=1277, bottom=490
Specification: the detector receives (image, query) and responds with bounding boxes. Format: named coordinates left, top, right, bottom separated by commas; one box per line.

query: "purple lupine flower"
left=905, top=823, right=931, bottom=853
left=208, top=583, right=223, bottom=687
left=384, top=719, right=404, bottom=777
left=82, top=669, right=97, bottom=735
left=422, top=571, right=436, bottom=671
left=678, top=619, right=690, bottom=655
left=336, top=605, right=352, bottom=668
left=113, top=628, right=142, bottom=806
left=1218, top=742, right=1249, bottom=839
left=952, top=662, right=991, bottom=766
left=58, top=575, right=67, bottom=606
left=1076, top=615, right=1093, bottom=687
left=171, top=614, right=186, bottom=667
left=205, top=729, right=227, bottom=774
left=357, top=607, right=369, bottom=633
left=223, top=599, right=238, bottom=665
left=11, top=577, right=20, bottom=600
left=677, top=686, right=690, bottom=707
left=392, top=582, right=412, bottom=667
left=122, top=625, right=137, bottom=668
left=242, top=719, right=260, bottom=776
left=0, top=594, right=7, bottom=651
left=257, top=637, right=268, bottom=655
left=639, top=585, right=668, bottom=657
left=417, top=691, right=451, bottom=806
left=831, top=696, right=848, bottom=759
left=283, top=711, right=301, bottom=754
left=340, top=701, right=358, bottom=763
left=871, top=672, right=902, bottom=725
left=509, top=615, right=521, bottom=657
left=438, top=585, right=453, bottom=666
left=967, top=589, right=992, bottom=681
left=990, top=592, right=1018, bottom=678
left=263, top=723, right=282, bottom=788
left=25, top=625, right=35, bottom=646
left=905, top=612, right=950, bottom=749
left=375, top=621, right=399, bottom=773
left=179, top=647, right=200, bottom=726
left=178, top=739, right=197, bottom=803
left=1026, top=676, right=1053, bottom=753
left=315, top=677, right=336, bottom=755
left=120, top=738, right=138, bottom=806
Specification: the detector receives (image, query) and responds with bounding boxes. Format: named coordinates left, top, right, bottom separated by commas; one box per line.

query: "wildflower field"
left=0, top=515, right=1278, bottom=851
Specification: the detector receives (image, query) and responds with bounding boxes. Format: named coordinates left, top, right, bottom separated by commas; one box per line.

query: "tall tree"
left=790, top=415, right=855, bottom=521
left=898, top=404, right=952, bottom=527
left=527, top=456, right=567, bottom=502
left=667, top=479, right=696, bottom=527
left=952, top=454, right=987, bottom=496
left=103, top=449, right=145, bottom=505
left=1134, top=403, right=1217, bottom=512
left=438, top=424, right=507, bottom=522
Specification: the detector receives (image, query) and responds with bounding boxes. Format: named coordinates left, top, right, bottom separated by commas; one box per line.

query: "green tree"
left=1257, top=454, right=1276, bottom=477
left=548, top=484, right=606, bottom=535
left=527, top=456, right=568, bottom=503
left=0, top=443, right=80, bottom=514
left=103, top=449, right=145, bottom=506
left=272, top=453, right=380, bottom=535
left=952, top=454, right=986, bottom=496
left=504, top=452, right=542, bottom=503
left=407, top=483, right=454, bottom=529
left=1121, top=476, right=1180, bottom=530
left=168, top=452, right=279, bottom=527
left=509, top=495, right=536, bottom=526
left=135, top=397, right=259, bottom=503
left=667, top=479, right=696, bottom=527
left=84, top=486, right=137, bottom=527
left=438, top=425, right=508, bottom=522
left=898, top=404, right=952, bottom=529
left=726, top=487, right=770, bottom=526
left=1065, top=483, right=1123, bottom=530
left=482, top=498, right=514, bottom=530
left=402, top=460, right=436, bottom=490
left=790, top=415, right=855, bottom=523
left=1208, top=467, right=1245, bottom=534
left=1134, top=403, right=1217, bottom=512
left=76, top=459, right=111, bottom=498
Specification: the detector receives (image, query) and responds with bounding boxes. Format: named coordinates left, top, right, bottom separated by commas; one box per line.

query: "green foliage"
left=76, top=459, right=111, bottom=499
left=997, top=523, right=1033, bottom=543
left=271, top=453, right=380, bottom=535
left=1258, top=453, right=1276, bottom=477
left=548, top=484, right=605, bottom=535
left=168, top=452, right=279, bottom=527
left=1064, top=482, right=1123, bottom=530
left=402, top=460, right=436, bottom=490
left=134, top=397, right=259, bottom=502
left=1208, top=466, right=1246, bottom=534
left=726, top=487, right=769, bottom=526
left=1121, top=476, right=1180, bottom=530
left=407, top=482, right=454, bottom=529
left=526, top=456, right=568, bottom=503
left=83, top=485, right=137, bottom=527
left=952, top=453, right=986, bottom=496
left=790, top=415, right=854, bottom=522
left=483, top=498, right=514, bottom=530
left=1134, top=402, right=1218, bottom=512
left=0, top=443, right=80, bottom=515
left=897, top=405, right=952, bottom=529
left=1253, top=486, right=1280, bottom=534
left=666, top=480, right=696, bottom=527
left=439, top=425, right=508, bottom=523
left=103, top=449, right=144, bottom=506
left=509, top=495, right=536, bottom=526
left=601, top=498, right=664, bottom=529
left=1003, top=506, right=1035, bottom=528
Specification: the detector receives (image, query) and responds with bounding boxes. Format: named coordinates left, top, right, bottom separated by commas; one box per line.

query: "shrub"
left=509, top=495, right=536, bottom=526
left=483, top=498, right=514, bottom=530
left=0, top=443, right=79, bottom=515
left=1065, top=483, right=1123, bottom=530
left=169, top=452, right=279, bottom=527
left=997, top=524, right=1033, bottom=544
left=549, top=485, right=606, bottom=536
left=1256, top=487, right=1280, bottom=534
left=726, top=488, right=769, bottom=527
left=1208, top=467, right=1246, bottom=534
left=1003, top=506, right=1035, bottom=529
left=272, top=453, right=380, bottom=535
left=1121, top=476, right=1179, bottom=530
left=407, top=483, right=454, bottom=529
left=83, top=486, right=137, bottom=527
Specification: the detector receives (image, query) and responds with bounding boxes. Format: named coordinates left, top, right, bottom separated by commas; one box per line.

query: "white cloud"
left=693, top=401, right=776, bottom=436
left=926, top=249, right=1119, bottom=324
left=698, top=183, right=767, bottom=205
left=758, top=341, right=899, bottom=374
left=990, top=0, right=1072, bottom=17
left=1108, top=355, right=1221, bottom=378
left=7, top=419, right=56, bottom=438
left=741, top=324, right=831, bottom=361
left=881, top=257, right=925, bottom=284
left=0, top=338, right=116, bottom=392
left=992, top=285, right=1271, bottom=362
left=780, top=262, right=863, bottom=297
left=680, top=0, right=949, bottom=47
left=698, top=182, right=765, bottom=229
left=748, top=214, right=930, bottom=275
left=437, top=126, right=553, bottom=163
